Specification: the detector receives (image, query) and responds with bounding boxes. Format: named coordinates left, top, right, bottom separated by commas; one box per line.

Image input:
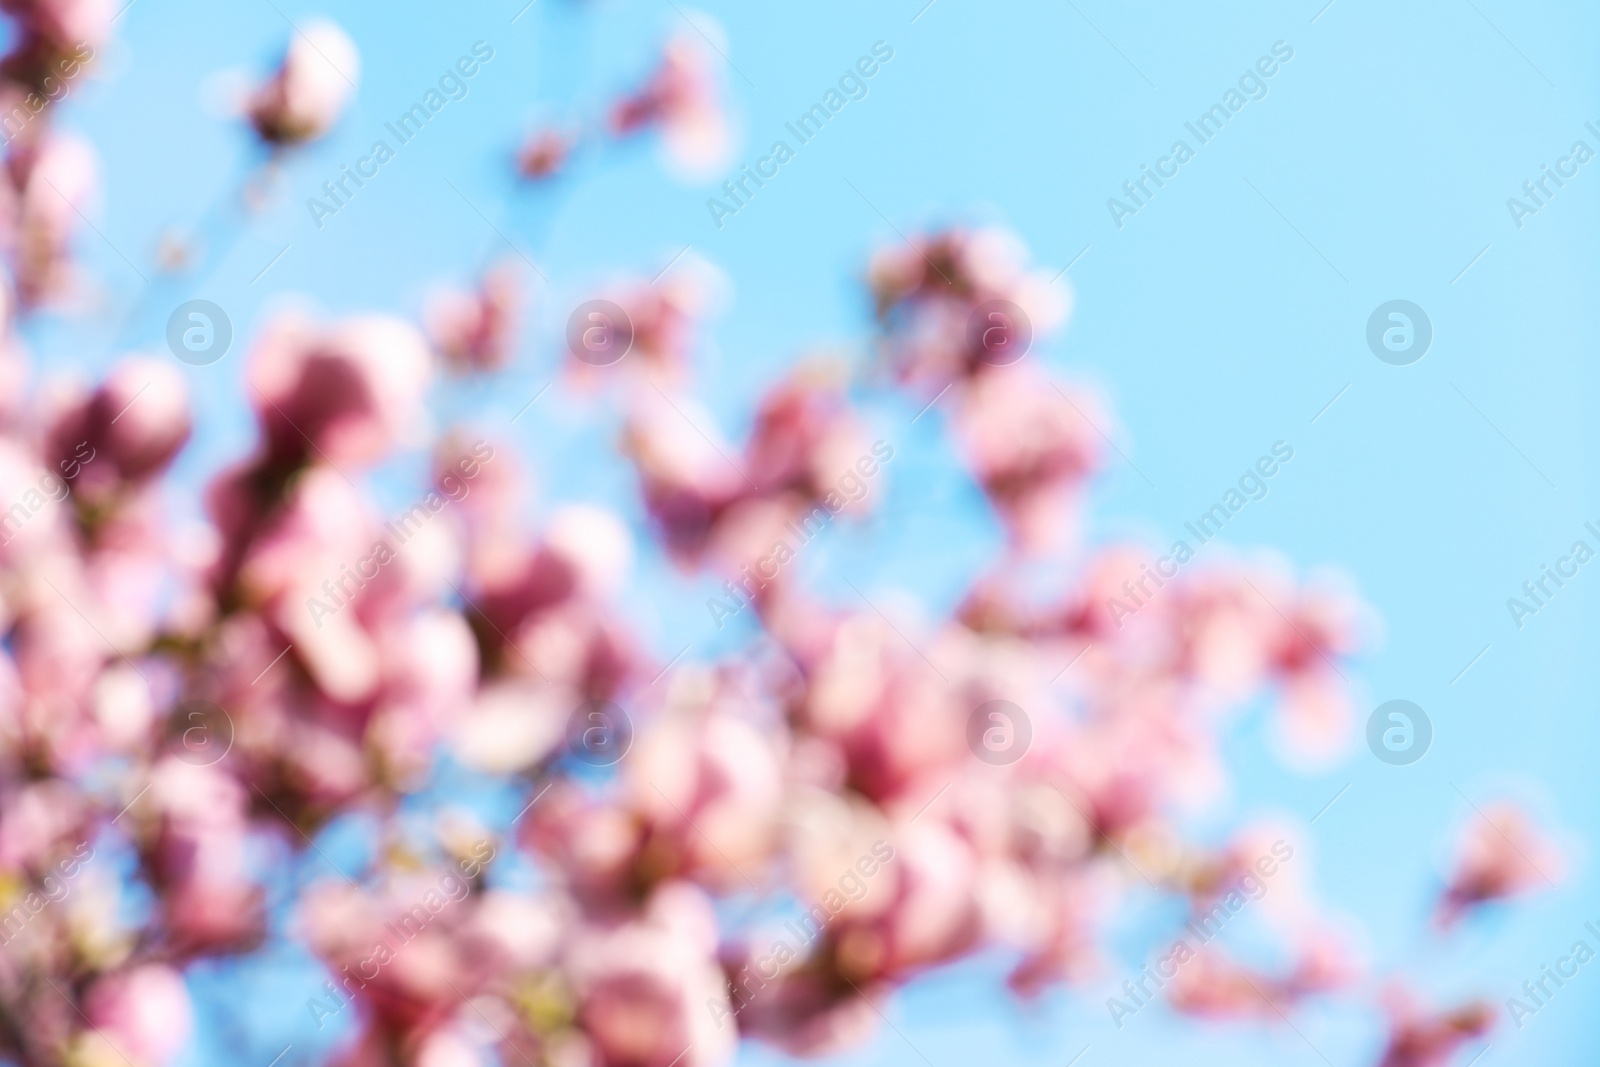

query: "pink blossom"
left=520, top=781, right=649, bottom=906
left=469, top=505, right=632, bottom=640
left=517, top=127, right=576, bottom=180
left=8, top=131, right=97, bottom=307
left=0, top=778, right=88, bottom=870
left=726, top=954, right=880, bottom=1057
left=0, top=0, right=105, bottom=92
left=869, top=227, right=1066, bottom=393
left=302, top=867, right=491, bottom=1037
left=0, top=437, right=71, bottom=558
left=568, top=883, right=736, bottom=1067
left=146, top=758, right=264, bottom=956
left=450, top=678, right=566, bottom=774
left=48, top=355, right=190, bottom=496
left=83, top=964, right=193, bottom=1066
left=1375, top=988, right=1494, bottom=1067
left=742, top=363, right=871, bottom=507
left=573, top=273, right=711, bottom=387
left=628, top=681, right=784, bottom=888
left=609, top=32, right=729, bottom=176
left=247, top=19, right=360, bottom=147
left=247, top=313, right=431, bottom=469
left=1, top=0, right=110, bottom=51
left=426, top=262, right=523, bottom=373
left=826, top=820, right=980, bottom=982
left=952, top=366, right=1102, bottom=552
left=367, top=608, right=480, bottom=785
left=624, top=391, right=746, bottom=563
left=0, top=54, right=1518, bottom=1066
left=1004, top=867, right=1102, bottom=995
left=1166, top=937, right=1347, bottom=1022
left=1438, top=802, right=1562, bottom=925
left=793, top=613, right=967, bottom=804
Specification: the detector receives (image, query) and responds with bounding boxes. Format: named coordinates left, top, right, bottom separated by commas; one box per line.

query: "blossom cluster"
left=0, top=6, right=1561, bottom=1067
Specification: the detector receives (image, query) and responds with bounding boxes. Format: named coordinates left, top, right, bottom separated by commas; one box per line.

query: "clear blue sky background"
left=29, top=0, right=1600, bottom=1063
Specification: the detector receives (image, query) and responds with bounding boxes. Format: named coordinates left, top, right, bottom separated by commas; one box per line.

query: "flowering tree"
left=0, top=7, right=1558, bottom=1067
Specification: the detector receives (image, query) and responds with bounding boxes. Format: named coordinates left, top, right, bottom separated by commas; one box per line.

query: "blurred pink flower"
left=247, top=19, right=360, bottom=147
left=247, top=312, right=431, bottom=469
left=47, top=355, right=190, bottom=497
left=742, top=363, right=870, bottom=506
left=517, top=126, right=577, bottom=180
left=302, top=862, right=494, bottom=1037
left=727, top=964, right=880, bottom=1058
left=826, top=819, right=980, bottom=982
left=0, top=0, right=109, bottom=50
left=148, top=758, right=264, bottom=956
left=1438, top=802, right=1562, bottom=926
left=0, top=59, right=1506, bottom=1066
left=0, top=0, right=104, bottom=92
left=609, top=32, right=729, bottom=176
left=521, top=781, right=649, bottom=907
left=624, top=391, right=746, bottom=563
left=869, top=227, right=1066, bottom=393
left=628, top=682, right=784, bottom=888
left=569, top=883, right=736, bottom=1067
left=469, top=505, right=632, bottom=640
left=426, top=262, right=522, bottom=373
left=84, top=964, right=193, bottom=1066
left=952, top=366, right=1101, bottom=553
left=572, top=273, right=711, bottom=388
left=1376, top=988, right=1494, bottom=1067
left=7, top=131, right=96, bottom=307
left=1166, top=937, right=1348, bottom=1022
left=796, top=614, right=966, bottom=805
left=0, top=778, right=88, bottom=870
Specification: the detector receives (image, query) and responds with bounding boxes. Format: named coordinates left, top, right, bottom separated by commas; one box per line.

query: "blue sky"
left=30, top=0, right=1600, bottom=1063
